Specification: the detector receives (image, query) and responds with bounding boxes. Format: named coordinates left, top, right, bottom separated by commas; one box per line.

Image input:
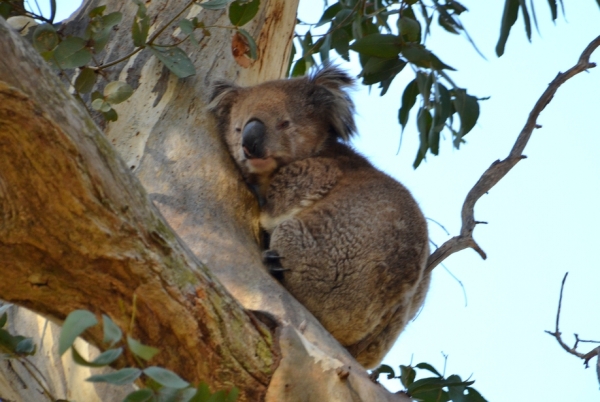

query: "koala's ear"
left=309, top=65, right=357, bottom=141
left=208, top=80, right=240, bottom=118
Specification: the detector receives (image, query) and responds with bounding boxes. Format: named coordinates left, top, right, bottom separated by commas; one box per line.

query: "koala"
left=209, top=66, right=430, bottom=369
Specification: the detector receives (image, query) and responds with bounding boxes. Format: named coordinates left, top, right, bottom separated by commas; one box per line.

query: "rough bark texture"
left=0, top=0, right=411, bottom=400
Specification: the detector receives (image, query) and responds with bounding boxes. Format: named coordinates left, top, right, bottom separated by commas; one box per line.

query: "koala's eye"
left=277, top=120, right=290, bottom=130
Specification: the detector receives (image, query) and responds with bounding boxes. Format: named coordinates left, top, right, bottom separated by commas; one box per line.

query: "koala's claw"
left=263, top=250, right=288, bottom=281
left=263, top=250, right=284, bottom=265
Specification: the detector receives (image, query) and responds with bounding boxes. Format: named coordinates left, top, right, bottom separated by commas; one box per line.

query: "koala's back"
left=263, top=143, right=430, bottom=368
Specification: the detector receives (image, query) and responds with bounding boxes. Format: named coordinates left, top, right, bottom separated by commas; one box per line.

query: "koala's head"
left=209, top=66, right=356, bottom=179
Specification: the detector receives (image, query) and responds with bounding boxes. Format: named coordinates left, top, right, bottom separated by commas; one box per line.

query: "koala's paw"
left=263, top=250, right=288, bottom=281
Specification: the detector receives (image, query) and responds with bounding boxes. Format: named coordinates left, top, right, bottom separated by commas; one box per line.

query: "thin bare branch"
left=544, top=273, right=600, bottom=368
left=426, top=35, right=600, bottom=272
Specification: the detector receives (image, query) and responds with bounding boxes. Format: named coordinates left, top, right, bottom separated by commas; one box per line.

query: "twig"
left=426, top=35, right=600, bottom=272
left=544, top=272, right=600, bottom=368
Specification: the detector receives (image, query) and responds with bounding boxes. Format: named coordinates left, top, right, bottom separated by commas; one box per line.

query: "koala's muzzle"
left=242, top=119, right=267, bottom=159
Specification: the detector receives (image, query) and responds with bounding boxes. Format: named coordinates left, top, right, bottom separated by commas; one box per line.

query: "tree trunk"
left=0, top=1, right=410, bottom=400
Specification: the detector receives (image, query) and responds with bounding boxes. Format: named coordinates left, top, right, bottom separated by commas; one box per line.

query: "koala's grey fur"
left=209, top=66, right=430, bottom=369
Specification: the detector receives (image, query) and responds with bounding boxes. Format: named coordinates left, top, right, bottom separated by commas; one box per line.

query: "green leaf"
left=87, top=367, right=142, bottom=385
left=496, top=0, right=520, bottom=56
left=92, top=98, right=112, bottom=113
left=415, top=362, right=443, bottom=377
left=102, top=314, right=122, bottom=346
left=331, top=29, right=350, bottom=61
left=350, top=34, right=402, bottom=59
left=158, top=386, right=197, bottom=401
left=103, top=12, right=123, bottom=29
left=319, top=33, right=332, bottom=63
left=102, top=108, right=119, bottom=122
left=361, top=57, right=406, bottom=86
left=132, top=3, right=150, bottom=48
left=89, top=5, right=106, bottom=18
left=143, top=366, right=189, bottom=389
left=72, top=346, right=123, bottom=367
left=0, top=329, right=25, bottom=354
left=291, top=58, right=306, bottom=77
left=373, top=364, right=395, bottom=380
left=398, top=79, right=419, bottom=130
left=0, top=313, right=7, bottom=329
left=190, top=383, right=211, bottom=402
left=402, top=43, right=455, bottom=70
left=465, top=387, right=488, bottom=402
left=0, top=3, right=12, bottom=19
left=32, top=24, right=59, bottom=53
left=224, top=388, right=239, bottom=402
left=15, top=338, right=36, bottom=355
left=124, top=389, right=155, bottom=402
left=54, top=37, right=92, bottom=69
left=199, top=0, right=232, bottom=10
left=74, top=68, right=97, bottom=94
left=59, top=310, right=98, bottom=356
left=517, top=0, right=532, bottom=40
left=149, top=46, right=196, bottom=78
left=452, top=89, right=480, bottom=145
left=400, top=365, right=416, bottom=388
left=229, top=0, right=260, bottom=27
left=407, top=376, right=448, bottom=394
left=316, top=3, right=342, bottom=27
left=104, top=81, right=133, bottom=104
left=237, top=29, right=257, bottom=59
left=127, top=336, right=160, bottom=360
left=447, top=375, right=467, bottom=402
left=179, top=19, right=195, bottom=35
left=546, top=0, right=557, bottom=20
left=398, top=17, right=421, bottom=43
left=0, top=304, right=13, bottom=317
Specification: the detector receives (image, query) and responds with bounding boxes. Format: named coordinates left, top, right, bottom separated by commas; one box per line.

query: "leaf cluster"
left=373, top=362, right=487, bottom=402
left=0, top=303, right=36, bottom=357
left=6, top=0, right=261, bottom=123
left=59, top=309, right=239, bottom=402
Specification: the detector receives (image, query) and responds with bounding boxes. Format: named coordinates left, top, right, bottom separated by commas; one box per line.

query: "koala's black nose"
left=242, top=119, right=267, bottom=159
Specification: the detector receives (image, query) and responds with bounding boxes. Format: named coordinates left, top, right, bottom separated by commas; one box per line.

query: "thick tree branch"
left=427, top=35, right=600, bottom=272
left=544, top=273, right=600, bottom=368
left=0, top=18, right=273, bottom=401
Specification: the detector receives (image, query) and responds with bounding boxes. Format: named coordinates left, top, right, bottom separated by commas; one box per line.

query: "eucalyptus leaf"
left=149, top=46, right=196, bottom=78
left=400, top=365, right=416, bottom=388
left=87, top=367, right=142, bottom=385
left=123, top=389, right=155, bottom=402
left=190, top=382, right=211, bottom=402
left=496, top=0, right=520, bottom=56
left=74, top=68, right=97, bottom=94
left=59, top=310, right=98, bottom=356
left=54, top=37, right=92, bottom=69
left=350, top=34, right=402, bottom=59
left=89, top=5, right=106, bottom=18
left=15, top=338, right=35, bottom=355
left=398, top=79, right=419, bottom=130
left=127, top=336, right=160, bottom=360
left=104, top=81, right=133, bottom=104
left=237, top=29, right=257, bottom=59
left=229, top=0, right=260, bottom=27
left=452, top=89, right=480, bottom=144
left=143, top=366, right=190, bottom=389
left=32, top=24, right=59, bottom=53
left=103, top=108, right=119, bottom=122
left=0, top=304, right=13, bottom=317
left=72, top=346, right=122, bottom=367
left=415, top=362, right=443, bottom=377
left=0, top=313, right=7, bottom=329
left=464, top=387, right=488, bottom=402
left=92, top=98, right=112, bottom=113
left=199, top=0, right=231, bottom=10
left=102, top=314, right=122, bottom=346
left=316, top=3, right=342, bottom=27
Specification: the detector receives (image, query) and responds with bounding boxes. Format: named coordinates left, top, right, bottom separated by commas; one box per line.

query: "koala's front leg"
left=260, top=157, right=341, bottom=232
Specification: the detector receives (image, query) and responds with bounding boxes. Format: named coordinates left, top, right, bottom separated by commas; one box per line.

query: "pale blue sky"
left=36, top=1, right=600, bottom=400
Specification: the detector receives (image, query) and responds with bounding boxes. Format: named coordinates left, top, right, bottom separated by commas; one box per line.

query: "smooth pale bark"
left=0, top=1, right=411, bottom=400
